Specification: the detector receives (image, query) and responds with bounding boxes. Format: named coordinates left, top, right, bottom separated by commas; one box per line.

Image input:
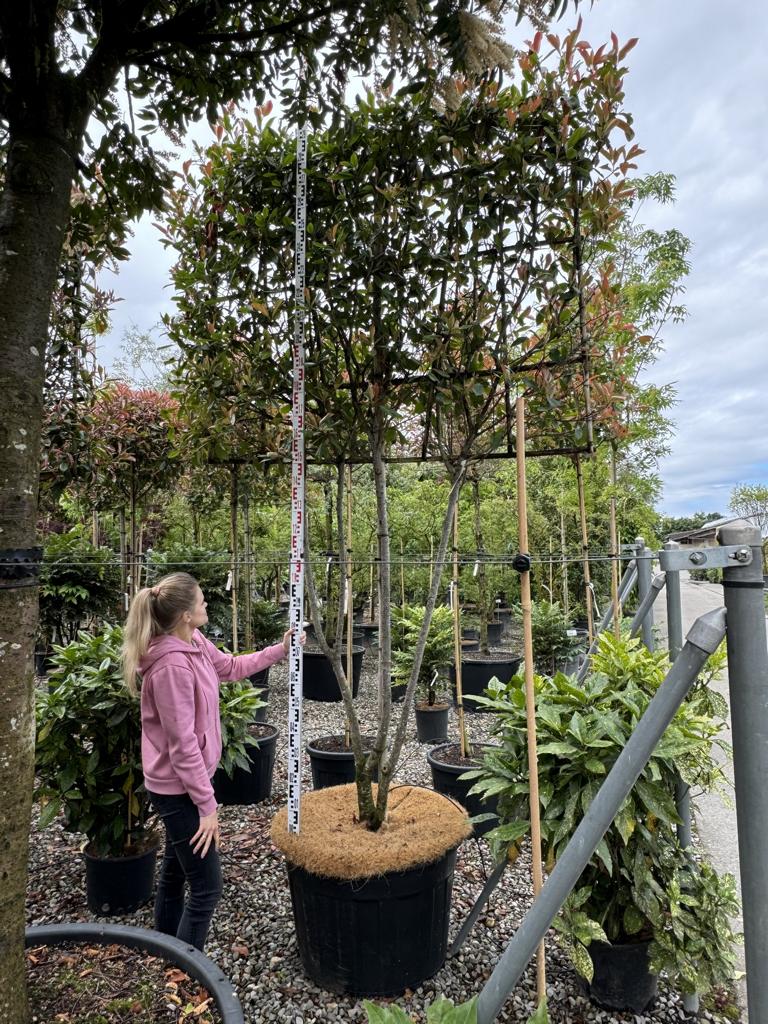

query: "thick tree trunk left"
left=0, top=132, right=78, bottom=1024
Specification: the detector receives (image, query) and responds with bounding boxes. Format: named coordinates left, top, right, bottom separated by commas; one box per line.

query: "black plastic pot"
left=286, top=845, right=458, bottom=996
left=390, top=681, right=407, bottom=703
left=353, top=621, right=379, bottom=648
left=248, top=666, right=270, bottom=689
left=302, top=647, right=364, bottom=702
left=307, top=734, right=379, bottom=790
left=84, top=841, right=160, bottom=916
left=213, top=724, right=278, bottom=805
left=462, top=627, right=479, bottom=640
left=460, top=637, right=480, bottom=653
left=25, top=923, right=244, bottom=1024
left=427, top=743, right=500, bottom=837
left=415, top=702, right=450, bottom=743
left=586, top=939, right=658, bottom=1013
left=484, top=622, right=503, bottom=646
left=450, top=655, right=522, bottom=712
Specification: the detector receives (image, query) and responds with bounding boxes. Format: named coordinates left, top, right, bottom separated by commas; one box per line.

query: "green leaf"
left=427, top=997, right=477, bottom=1023
left=525, top=997, right=550, bottom=1024
left=38, top=797, right=62, bottom=828
left=363, top=1002, right=414, bottom=1023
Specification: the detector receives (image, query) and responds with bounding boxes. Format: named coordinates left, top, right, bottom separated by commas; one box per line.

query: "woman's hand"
left=190, top=810, right=220, bottom=858
left=282, top=628, right=307, bottom=654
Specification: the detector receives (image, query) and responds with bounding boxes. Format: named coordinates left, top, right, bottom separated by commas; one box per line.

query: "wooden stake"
left=516, top=396, right=547, bottom=1002
left=230, top=465, right=239, bottom=652
left=400, top=537, right=405, bottom=609
left=243, top=489, right=253, bottom=650
left=452, top=504, right=467, bottom=758
left=369, top=544, right=375, bottom=623
left=609, top=445, right=621, bottom=639
left=560, top=509, right=569, bottom=618
left=574, top=455, right=595, bottom=644
left=346, top=465, right=353, bottom=747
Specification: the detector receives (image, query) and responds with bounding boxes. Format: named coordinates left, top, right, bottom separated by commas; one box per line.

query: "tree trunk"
left=243, top=489, right=253, bottom=649
left=473, top=478, right=489, bottom=653
left=230, top=465, right=239, bottom=652
left=0, top=130, right=81, bottom=1024
left=119, top=507, right=128, bottom=613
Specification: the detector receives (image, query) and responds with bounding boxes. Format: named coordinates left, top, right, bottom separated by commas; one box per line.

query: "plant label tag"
left=225, top=570, right=233, bottom=591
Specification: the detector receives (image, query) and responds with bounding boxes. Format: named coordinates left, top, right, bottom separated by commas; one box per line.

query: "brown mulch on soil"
left=429, top=742, right=496, bottom=768
left=26, top=942, right=221, bottom=1024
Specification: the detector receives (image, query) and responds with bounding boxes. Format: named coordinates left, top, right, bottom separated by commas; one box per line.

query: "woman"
left=122, top=571, right=299, bottom=951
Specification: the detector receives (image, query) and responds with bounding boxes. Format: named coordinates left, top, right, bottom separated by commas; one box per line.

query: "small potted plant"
left=392, top=604, right=455, bottom=743
left=524, top=599, right=583, bottom=676
left=212, top=681, right=278, bottom=805
left=470, top=633, right=739, bottom=1013
left=35, top=626, right=160, bottom=915
left=244, top=598, right=285, bottom=692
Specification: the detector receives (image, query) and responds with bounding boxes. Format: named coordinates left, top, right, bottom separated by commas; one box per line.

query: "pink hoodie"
left=139, top=630, right=285, bottom=816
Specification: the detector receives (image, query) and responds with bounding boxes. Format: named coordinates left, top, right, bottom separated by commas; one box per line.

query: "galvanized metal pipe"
left=719, top=521, right=768, bottom=1024
left=476, top=608, right=727, bottom=1024
left=634, top=537, right=655, bottom=651
left=629, top=571, right=666, bottom=643
left=663, top=541, right=698, bottom=1015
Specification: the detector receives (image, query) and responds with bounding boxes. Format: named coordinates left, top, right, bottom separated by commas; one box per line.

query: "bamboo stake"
left=369, top=544, right=375, bottom=623
left=230, top=465, right=239, bottom=653
left=574, top=455, right=595, bottom=644
left=609, top=445, right=621, bottom=639
left=516, top=396, right=547, bottom=1002
left=400, top=537, right=405, bottom=609
left=452, top=504, right=467, bottom=758
left=346, top=465, right=353, bottom=747
left=92, top=510, right=99, bottom=548
left=560, top=509, right=569, bottom=618
left=243, top=489, right=253, bottom=650
left=548, top=536, right=554, bottom=600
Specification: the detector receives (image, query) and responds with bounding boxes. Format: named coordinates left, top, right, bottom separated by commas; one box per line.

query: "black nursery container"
left=450, top=655, right=522, bottom=712
left=286, top=846, right=458, bottom=996
left=302, top=647, right=364, bottom=702
left=84, top=842, right=159, bottom=916
left=586, top=939, right=658, bottom=1013
left=213, top=724, right=278, bottom=806
left=426, top=743, right=500, bottom=837
left=307, top=735, right=379, bottom=789
left=248, top=666, right=270, bottom=689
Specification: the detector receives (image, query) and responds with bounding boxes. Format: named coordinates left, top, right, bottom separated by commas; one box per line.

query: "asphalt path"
left=652, top=573, right=749, bottom=1016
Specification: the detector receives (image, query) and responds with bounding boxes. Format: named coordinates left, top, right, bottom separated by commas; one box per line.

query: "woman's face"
left=189, top=586, right=208, bottom=628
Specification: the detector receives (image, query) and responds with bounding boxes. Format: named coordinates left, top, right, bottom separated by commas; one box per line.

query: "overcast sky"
left=96, top=0, right=768, bottom=518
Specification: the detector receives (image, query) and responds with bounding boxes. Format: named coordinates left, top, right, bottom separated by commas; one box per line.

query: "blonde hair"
left=122, top=572, right=200, bottom=694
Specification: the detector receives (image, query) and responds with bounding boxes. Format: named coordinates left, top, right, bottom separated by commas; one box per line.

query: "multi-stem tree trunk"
left=0, top=128, right=84, bottom=1023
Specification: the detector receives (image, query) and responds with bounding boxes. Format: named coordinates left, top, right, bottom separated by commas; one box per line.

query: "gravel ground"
left=27, top=647, right=741, bottom=1024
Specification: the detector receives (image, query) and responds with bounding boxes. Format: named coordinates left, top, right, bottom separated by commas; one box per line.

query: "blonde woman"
left=123, top=571, right=300, bottom=950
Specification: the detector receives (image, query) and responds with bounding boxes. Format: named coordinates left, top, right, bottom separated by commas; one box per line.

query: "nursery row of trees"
left=1, top=1, right=698, bottom=1018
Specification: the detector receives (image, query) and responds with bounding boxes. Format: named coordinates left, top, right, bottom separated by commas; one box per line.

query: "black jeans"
left=148, top=790, right=222, bottom=951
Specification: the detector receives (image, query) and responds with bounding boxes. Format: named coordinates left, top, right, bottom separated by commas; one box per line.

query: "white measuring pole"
left=287, top=120, right=308, bottom=834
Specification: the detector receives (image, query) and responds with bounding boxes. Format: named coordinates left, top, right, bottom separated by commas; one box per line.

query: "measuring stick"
left=287, top=121, right=308, bottom=834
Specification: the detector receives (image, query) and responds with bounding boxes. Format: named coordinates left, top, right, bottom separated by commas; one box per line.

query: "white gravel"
left=27, top=648, right=741, bottom=1023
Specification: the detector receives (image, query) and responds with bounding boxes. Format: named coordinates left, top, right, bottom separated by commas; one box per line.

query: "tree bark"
left=0, top=130, right=81, bottom=1024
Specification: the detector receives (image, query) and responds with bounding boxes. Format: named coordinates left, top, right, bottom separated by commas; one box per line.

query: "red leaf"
left=532, top=30, right=543, bottom=53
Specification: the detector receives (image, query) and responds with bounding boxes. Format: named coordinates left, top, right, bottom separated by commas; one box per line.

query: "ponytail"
left=121, top=571, right=199, bottom=694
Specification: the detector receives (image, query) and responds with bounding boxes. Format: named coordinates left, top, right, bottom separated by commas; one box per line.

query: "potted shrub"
left=523, top=599, right=583, bottom=676
left=245, top=598, right=285, bottom=690
left=35, top=626, right=160, bottom=916
left=37, top=527, right=120, bottom=670
left=212, top=681, right=278, bottom=806
left=392, top=605, right=455, bottom=743
left=469, top=633, right=739, bottom=1012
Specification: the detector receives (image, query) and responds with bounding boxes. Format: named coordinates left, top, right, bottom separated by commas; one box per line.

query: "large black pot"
left=484, top=621, right=503, bottom=646
left=586, top=939, right=658, bottom=1013
left=25, top=923, right=244, bottom=1024
left=307, top=734, right=379, bottom=789
left=450, top=655, right=522, bottom=712
left=426, top=743, right=500, bottom=837
left=213, top=723, right=278, bottom=805
left=84, top=840, right=160, bottom=916
left=415, top=702, right=450, bottom=743
left=286, top=845, right=458, bottom=996
left=302, top=647, right=364, bottom=702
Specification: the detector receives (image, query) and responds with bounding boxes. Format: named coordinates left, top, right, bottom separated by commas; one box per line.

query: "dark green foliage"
left=217, top=681, right=267, bottom=778
left=39, top=527, right=121, bottom=646
left=145, top=543, right=231, bottom=634
left=34, top=626, right=152, bottom=858
left=248, top=599, right=284, bottom=648
left=392, top=605, right=455, bottom=704
left=468, top=633, right=738, bottom=993
left=521, top=600, right=582, bottom=675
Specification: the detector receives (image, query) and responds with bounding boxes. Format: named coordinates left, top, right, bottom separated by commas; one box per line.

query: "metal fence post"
left=634, top=536, right=654, bottom=651
left=664, top=540, right=697, bottom=1016
left=718, top=520, right=768, bottom=1024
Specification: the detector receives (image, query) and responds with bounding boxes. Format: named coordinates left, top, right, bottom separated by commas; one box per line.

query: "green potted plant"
left=244, top=598, right=285, bottom=691
left=37, top=527, right=120, bottom=670
left=522, top=599, right=583, bottom=676
left=35, top=626, right=160, bottom=915
left=212, top=681, right=278, bottom=806
left=469, top=633, right=739, bottom=1012
left=393, top=604, right=455, bottom=743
